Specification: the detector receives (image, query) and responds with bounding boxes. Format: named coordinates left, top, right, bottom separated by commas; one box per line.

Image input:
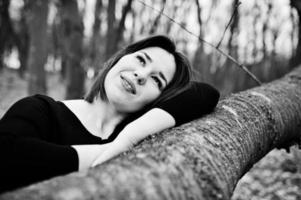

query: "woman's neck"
left=87, top=98, right=127, bottom=138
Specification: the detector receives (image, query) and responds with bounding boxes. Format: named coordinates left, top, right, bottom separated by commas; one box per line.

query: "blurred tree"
left=164, top=1, right=179, bottom=35
left=25, top=0, right=48, bottom=95
left=228, top=0, right=243, bottom=92
left=149, top=0, right=166, bottom=34
left=262, top=0, right=272, bottom=59
left=105, top=0, right=133, bottom=59
left=290, top=0, right=301, bottom=68
left=129, top=9, right=136, bottom=43
left=115, top=0, right=133, bottom=47
left=105, top=0, right=116, bottom=59
left=15, top=8, right=29, bottom=78
left=227, top=0, right=239, bottom=58
left=58, top=0, right=85, bottom=99
left=0, top=0, right=16, bottom=70
left=192, top=0, right=206, bottom=81
left=290, top=6, right=297, bottom=59
left=89, top=0, right=103, bottom=69
left=252, top=0, right=260, bottom=61
left=52, top=7, right=67, bottom=80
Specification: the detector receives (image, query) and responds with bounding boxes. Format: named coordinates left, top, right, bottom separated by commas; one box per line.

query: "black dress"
left=0, top=81, right=219, bottom=193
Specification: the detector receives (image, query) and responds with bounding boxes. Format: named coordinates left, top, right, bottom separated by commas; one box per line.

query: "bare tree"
left=0, top=0, right=15, bottom=70
left=58, top=0, right=85, bottom=99
left=2, top=64, right=301, bottom=200
left=25, top=0, right=49, bottom=95
left=252, top=0, right=260, bottom=61
left=90, top=0, right=103, bottom=68
left=262, top=0, right=272, bottom=59
left=227, top=0, right=240, bottom=58
left=192, top=0, right=207, bottom=81
left=105, top=0, right=116, bottom=59
left=290, top=0, right=301, bottom=68
left=15, top=8, right=29, bottom=78
left=105, top=0, right=133, bottom=59
left=149, top=0, right=166, bottom=34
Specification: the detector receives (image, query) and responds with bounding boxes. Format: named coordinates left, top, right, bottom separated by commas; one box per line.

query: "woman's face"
left=104, top=47, right=176, bottom=113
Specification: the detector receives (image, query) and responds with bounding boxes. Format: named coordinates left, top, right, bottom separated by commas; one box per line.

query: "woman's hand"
left=91, top=138, right=134, bottom=167
left=71, top=144, right=110, bottom=171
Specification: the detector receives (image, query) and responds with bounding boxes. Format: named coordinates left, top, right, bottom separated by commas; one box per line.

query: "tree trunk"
left=105, top=0, right=133, bottom=59
left=227, top=0, right=239, bottom=59
left=192, top=0, right=206, bottom=81
left=262, top=0, right=272, bottom=59
left=89, top=0, right=103, bottom=68
left=0, top=0, right=15, bottom=70
left=25, top=0, right=48, bottom=95
left=105, top=0, right=116, bottom=59
left=1, top=65, right=301, bottom=199
left=59, top=0, right=85, bottom=99
left=290, top=0, right=301, bottom=68
left=114, top=0, right=133, bottom=49
left=15, top=8, right=29, bottom=78
left=149, top=0, right=166, bottom=35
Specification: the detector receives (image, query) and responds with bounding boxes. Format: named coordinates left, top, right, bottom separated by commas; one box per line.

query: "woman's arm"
left=91, top=81, right=220, bottom=167
left=72, top=143, right=111, bottom=171
left=91, top=108, right=175, bottom=167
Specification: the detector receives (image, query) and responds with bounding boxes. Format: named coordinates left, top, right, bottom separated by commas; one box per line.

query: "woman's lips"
left=120, top=75, right=136, bottom=95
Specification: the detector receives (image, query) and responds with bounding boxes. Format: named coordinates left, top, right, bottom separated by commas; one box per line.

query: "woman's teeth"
left=121, top=76, right=136, bottom=94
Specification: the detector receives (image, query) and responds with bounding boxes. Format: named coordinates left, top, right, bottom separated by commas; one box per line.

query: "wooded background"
left=0, top=0, right=301, bottom=199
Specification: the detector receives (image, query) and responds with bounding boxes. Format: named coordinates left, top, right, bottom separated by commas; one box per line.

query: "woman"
left=0, top=35, right=219, bottom=193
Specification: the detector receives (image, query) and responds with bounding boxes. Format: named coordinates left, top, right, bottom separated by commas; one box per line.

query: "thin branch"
left=216, top=1, right=241, bottom=49
left=137, top=0, right=262, bottom=85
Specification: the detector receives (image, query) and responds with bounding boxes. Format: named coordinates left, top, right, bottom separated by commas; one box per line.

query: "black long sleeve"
left=0, top=133, right=78, bottom=192
left=0, top=95, right=105, bottom=193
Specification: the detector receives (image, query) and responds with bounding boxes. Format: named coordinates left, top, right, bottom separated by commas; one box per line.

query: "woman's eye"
left=152, top=76, right=162, bottom=89
left=136, top=55, right=146, bottom=66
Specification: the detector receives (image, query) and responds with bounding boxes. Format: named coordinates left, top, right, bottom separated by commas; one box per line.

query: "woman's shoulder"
left=8, top=94, right=54, bottom=109
left=189, top=81, right=220, bottom=104
left=155, top=81, right=220, bottom=126
left=158, top=81, right=220, bottom=106
left=1, top=94, right=59, bottom=121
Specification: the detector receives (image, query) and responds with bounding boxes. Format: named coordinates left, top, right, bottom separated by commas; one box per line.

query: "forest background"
left=0, top=0, right=301, bottom=199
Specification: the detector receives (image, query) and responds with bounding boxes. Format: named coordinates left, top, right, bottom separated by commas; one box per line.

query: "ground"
left=0, top=68, right=300, bottom=199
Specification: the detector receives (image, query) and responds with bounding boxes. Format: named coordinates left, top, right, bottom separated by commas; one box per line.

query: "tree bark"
left=25, top=0, right=48, bottom=95
left=1, top=65, right=301, bottom=199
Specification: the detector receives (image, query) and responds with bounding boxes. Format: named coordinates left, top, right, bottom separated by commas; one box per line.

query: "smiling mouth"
left=120, top=75, right=136, bottom=95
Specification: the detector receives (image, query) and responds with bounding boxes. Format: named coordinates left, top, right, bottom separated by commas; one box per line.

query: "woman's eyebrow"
left=159, top=72, right=168, bottom=86
left=141, top=51, right=152, bottom=63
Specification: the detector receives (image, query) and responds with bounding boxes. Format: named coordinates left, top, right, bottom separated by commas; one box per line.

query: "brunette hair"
left=85, top=35, right=191, bottom=108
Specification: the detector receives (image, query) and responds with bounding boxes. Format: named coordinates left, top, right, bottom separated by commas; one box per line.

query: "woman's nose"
left=134, top=72, right=147, bottom=85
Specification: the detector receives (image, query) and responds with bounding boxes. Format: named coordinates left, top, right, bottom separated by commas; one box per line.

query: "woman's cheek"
left=145, top=87, right=161, bottom=102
